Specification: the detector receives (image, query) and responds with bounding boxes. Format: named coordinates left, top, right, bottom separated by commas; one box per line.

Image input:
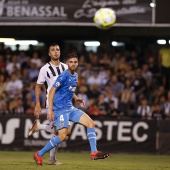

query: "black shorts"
left=161, top=66, right=170, bottom=76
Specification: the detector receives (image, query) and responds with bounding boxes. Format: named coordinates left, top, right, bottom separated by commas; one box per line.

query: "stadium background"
left=0, top=0, right=170, bottom=155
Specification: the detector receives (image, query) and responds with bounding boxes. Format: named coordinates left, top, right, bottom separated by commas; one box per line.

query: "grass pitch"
left=0, top=151, right=169, bottom=170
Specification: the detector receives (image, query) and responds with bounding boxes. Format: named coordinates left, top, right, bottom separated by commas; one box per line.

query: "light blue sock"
left=87, top=128, right=97, bottom=153
left=38, top=136, right=62, bottom=157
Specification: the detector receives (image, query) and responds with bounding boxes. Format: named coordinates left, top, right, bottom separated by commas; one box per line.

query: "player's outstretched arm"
left=34, top=84, right=44, bottom=118
left=47, top=87, right=56, bottom=121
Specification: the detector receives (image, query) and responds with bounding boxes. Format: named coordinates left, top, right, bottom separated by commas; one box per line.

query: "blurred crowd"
left=0, top=42, right=170, bottom=120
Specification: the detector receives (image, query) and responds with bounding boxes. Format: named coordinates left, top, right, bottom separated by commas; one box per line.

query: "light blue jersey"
left=38, top=68, right=97, bottom=157
left=52, top=70, right=78, bottom=111
left=52, top=69, right=84, bottom=130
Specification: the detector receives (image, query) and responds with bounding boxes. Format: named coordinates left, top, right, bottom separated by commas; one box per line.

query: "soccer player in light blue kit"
left=33, top=53, right=110, bottom=165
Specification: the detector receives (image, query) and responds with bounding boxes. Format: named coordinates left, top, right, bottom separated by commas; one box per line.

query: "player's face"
left=48, top=45, right=60, bottom=61
left=67, top=57, right=78, bottom=71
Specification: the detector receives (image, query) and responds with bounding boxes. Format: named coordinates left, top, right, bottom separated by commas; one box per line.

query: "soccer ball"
left=93, top=8, right=116, bottom=30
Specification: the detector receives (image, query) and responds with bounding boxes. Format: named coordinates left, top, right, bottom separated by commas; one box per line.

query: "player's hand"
left=47, top=110, right=54, bottom=121
left=76, top=98, right=85, bottom=107
left=34, top=105, right=42, bottom=118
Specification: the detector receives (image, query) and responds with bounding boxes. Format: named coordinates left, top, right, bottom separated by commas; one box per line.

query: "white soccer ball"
left=93, top=8, right=116, bottom=30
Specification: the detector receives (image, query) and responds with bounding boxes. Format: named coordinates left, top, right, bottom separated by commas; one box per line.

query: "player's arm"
left=34, top=83, right=44, bottom=118
left=73, top=94, right=85, bottom=107
left=47, top=87, right=56, bottom=121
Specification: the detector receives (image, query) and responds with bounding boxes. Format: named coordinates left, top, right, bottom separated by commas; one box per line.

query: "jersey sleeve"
left=37, top=67, right=46, bottom=84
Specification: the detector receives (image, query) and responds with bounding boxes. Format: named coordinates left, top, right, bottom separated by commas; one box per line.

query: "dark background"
left=0, top=0, right=170, bottom=43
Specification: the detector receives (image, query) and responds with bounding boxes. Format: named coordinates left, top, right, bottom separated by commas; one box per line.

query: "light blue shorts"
left=46, top=109, right=71, bottom=130
left=54, top=106, right=84, bottom=130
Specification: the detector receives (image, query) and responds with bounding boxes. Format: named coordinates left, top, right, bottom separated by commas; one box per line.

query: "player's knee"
left=87, top=120, right=95, bottom=128
left=58, top=133, right=67, bottom=141
left=67, top=126, right=71, bottom=136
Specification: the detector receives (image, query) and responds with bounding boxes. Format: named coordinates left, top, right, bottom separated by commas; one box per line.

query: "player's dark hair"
left=66, top=53, right=78, bottom=60
left=48, top=43, right=60, bottom=52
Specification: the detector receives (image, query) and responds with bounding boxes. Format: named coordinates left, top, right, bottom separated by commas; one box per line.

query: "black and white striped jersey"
left=37, top=62, right=68, bottom=108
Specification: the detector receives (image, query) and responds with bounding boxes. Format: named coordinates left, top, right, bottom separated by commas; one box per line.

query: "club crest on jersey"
left=60, top=122, right=64, bottom=127
left=69, top=86, right=76, bottom=92
left=56, top=82, right=60, bottom=87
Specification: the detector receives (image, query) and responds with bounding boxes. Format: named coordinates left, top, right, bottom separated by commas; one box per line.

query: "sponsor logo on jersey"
left=69, top=86, right=76, bottom=92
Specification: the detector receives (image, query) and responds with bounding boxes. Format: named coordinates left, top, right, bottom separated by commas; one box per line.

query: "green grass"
left=0, top=151, right=169, bottom=170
